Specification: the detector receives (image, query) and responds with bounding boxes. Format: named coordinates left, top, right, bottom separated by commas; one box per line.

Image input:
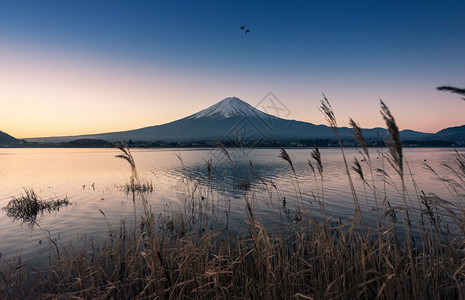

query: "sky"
left=0, top=0, right=464, bottom=138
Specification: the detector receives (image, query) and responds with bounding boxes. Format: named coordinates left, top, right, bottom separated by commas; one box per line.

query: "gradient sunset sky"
left=1, top=0, right=464, bottom=138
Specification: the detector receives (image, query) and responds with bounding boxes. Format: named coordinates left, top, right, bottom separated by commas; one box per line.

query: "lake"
left=0, top=147, right=463, bottom=265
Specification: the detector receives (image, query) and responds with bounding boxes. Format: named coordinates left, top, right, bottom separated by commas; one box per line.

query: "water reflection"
left=0, top=147, right=463, bottom=263
left=169, top=149, right=292, bottom=194
left=164, top=148, right=465, bottom=239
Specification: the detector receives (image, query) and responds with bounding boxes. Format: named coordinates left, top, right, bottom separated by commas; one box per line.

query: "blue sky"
left=1, top=0, right=464, bottom=137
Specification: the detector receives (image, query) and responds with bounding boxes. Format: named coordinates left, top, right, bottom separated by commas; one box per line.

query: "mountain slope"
left=185, top=97, right=278, bottom=120
left=0, top=130, right=19, bottom=145
left=25, top=97, right=433, bottom=143
left=431, top=125, right=465, bottom=142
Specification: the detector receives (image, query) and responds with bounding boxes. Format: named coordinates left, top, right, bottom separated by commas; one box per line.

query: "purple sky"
left=0, top=0, right=464, bottom=138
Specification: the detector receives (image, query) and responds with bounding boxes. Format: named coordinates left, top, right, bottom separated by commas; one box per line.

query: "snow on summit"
left=187, top=97, right=275, bottom=120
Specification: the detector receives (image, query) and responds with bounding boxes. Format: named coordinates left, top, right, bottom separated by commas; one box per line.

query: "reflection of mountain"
left=24, top=97, right=461, bottom=144
left=170, top=150, right=298, bottom=193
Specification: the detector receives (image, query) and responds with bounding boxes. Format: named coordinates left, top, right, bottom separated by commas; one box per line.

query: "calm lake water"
left=0, top=147, right=463, bottom=265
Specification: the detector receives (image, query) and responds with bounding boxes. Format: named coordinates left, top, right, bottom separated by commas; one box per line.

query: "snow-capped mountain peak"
left=187, top=97, right=274, bottom=120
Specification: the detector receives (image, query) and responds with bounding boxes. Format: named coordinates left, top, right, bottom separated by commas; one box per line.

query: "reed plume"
left=311, top=145, right=323, bottom=175
left=320, top=95, right=365, bottom=229
left=279, top=147, right=295, bottom=175
left=380, top=100, right=403, bottom=179
left=115, top=141, right=139, bottom=188
left=437, top=85, right=465, bottom=100
left=349, top=118, right=368, bottom=158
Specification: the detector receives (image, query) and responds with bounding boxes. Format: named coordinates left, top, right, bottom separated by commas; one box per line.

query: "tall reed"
left=320, top=95, right=365, bottom=230
left=1, top=103, right=465, bottom=299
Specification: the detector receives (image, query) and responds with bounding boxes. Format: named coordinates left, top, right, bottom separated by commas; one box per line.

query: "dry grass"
left=1, top=102, right=465, bottom=299
left=437, top=86, right=465, bottom=100
left=2, top=188, right=70, bottom=228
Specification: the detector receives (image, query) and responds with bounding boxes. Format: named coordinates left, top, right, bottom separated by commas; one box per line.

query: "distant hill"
left=25, top=97, right=434, bottom=144
left=431, top=125, right=465, bottom=142
left=63, top=139, right=113, bottom=147
left=0, top=130, right=19, bottom=145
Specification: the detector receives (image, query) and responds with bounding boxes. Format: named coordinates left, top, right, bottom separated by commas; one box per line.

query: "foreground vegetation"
left=2, top=188, right=70, bottom=229
left=1, top=99, right=465, bottom=299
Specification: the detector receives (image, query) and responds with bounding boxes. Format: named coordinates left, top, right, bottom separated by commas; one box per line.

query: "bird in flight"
left=240, top=25, right=250, bottom=34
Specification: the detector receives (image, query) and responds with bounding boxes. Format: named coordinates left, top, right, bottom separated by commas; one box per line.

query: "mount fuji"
left=26, top=97, right=433, bottom=144
left=185, top=97, right=276, bottom=120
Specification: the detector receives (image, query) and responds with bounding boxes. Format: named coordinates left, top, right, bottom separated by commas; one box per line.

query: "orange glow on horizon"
left=1, top=42, right=464, bottom=139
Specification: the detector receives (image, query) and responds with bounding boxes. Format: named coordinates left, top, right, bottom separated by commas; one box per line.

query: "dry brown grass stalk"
left=2, top=103, right=465, bottom=300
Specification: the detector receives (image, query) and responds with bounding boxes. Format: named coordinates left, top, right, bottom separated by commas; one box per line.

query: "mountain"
left=431, top=125, right=465, bottom=142
left=25, top=97, right=434, bottom=144
left=186, top=97, right=275, bottom=120
left=0, top=130, right=19, bottom=145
